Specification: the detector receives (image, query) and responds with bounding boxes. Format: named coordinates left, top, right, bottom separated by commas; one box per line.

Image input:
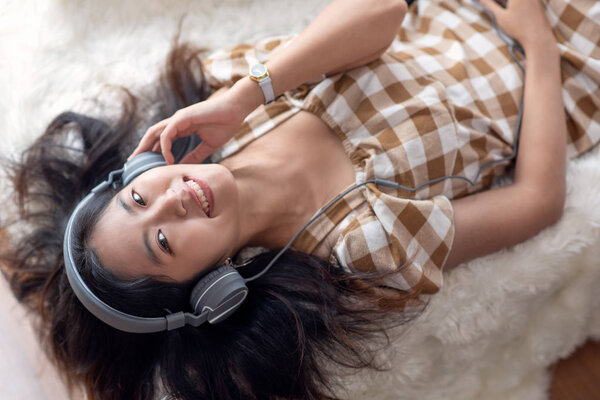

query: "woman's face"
left=90, top=163, right=241, bottom=282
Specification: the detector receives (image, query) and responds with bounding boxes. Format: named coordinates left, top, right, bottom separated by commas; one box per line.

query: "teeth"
left=185, top=180, right=210, bottom=215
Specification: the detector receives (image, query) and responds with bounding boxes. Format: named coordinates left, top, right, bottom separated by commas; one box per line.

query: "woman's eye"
left=157, top=230, right=172, bottom=254
left=131, top=189, right=146, bottom=206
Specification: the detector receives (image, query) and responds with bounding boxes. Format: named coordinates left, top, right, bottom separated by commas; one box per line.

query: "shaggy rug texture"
left=1, top=0, right=599, bottom=399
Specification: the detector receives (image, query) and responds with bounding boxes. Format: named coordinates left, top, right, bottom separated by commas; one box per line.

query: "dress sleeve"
left=202, top=35, right=298, bottom=89
left=332, top=193, right=455, bottom=298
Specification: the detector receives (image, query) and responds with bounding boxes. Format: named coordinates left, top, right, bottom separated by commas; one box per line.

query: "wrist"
left=228, top=77, right=265, bottom=120
left=522, top=36, right=559, bottom=58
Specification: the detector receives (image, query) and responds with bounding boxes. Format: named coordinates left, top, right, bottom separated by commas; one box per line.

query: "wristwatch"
left=249, top=64, right=275, bottom=105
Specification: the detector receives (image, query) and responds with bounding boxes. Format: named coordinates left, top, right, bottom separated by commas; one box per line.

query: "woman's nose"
left=156, top=188, right=187, bottom=218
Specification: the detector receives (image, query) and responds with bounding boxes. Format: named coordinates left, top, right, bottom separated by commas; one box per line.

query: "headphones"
left=63, top=6, right=525, bottom=333
left=63, top=136, right=260, bottom=333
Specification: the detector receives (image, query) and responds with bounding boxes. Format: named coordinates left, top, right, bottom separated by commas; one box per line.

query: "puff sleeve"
left=332, top=191, right=455, bottom=298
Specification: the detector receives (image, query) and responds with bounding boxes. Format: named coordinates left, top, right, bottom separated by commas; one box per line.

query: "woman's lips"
left=182, top=181, right=207, bottom=216
left=183, top=176, right=214, bottom=217
left=196, top=179, right=215, bottom=217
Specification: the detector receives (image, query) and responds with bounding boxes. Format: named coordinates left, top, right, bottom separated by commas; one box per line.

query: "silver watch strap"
left=258, top=76, right=275, bottom=104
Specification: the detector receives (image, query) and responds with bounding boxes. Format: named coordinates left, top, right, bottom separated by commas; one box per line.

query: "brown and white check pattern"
left=203, top=0, right=600, bottom=303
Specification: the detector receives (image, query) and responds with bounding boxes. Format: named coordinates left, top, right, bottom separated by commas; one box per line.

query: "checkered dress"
left=203, top=0, right=600, bottom=303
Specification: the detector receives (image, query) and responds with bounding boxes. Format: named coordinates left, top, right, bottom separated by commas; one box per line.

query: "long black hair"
left=1, top=38, right=425, bottom=400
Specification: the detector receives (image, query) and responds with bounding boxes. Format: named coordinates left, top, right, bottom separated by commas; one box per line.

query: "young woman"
left=1, top=0, right=598, bottom=399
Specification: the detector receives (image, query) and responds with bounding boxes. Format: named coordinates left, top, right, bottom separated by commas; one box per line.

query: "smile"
left=183, top=177, right=214, bottom=217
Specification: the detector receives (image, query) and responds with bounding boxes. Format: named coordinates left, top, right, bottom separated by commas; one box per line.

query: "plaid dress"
left=203, top=0, right=600, bottom=300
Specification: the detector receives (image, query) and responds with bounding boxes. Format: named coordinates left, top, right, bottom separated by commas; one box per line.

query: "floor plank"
left=550, top=339, right=600, bottom=400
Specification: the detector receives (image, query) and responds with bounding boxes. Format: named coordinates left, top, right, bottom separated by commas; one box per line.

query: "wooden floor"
left=550, top=339, right=600, bottom=399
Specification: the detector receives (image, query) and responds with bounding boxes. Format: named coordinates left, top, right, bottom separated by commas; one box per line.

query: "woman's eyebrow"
left=116, top=193, right=134, bottom=214
left=115, top=193, right=163, bottom=267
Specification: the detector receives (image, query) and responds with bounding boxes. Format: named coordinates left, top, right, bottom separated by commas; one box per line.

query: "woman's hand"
left=478, top=0, right=556, bottom=52
left=129, top=88, right=249, bottom=165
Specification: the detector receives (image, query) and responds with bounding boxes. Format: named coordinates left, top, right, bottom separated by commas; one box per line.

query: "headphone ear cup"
left=122, top=152, right=167, bottom=186
left=190, top=265, right=248, bottom=324
left=171, top=135, right=204, bottom=163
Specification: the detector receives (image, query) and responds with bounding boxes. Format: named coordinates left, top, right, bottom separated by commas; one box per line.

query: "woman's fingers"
left=159, top=128, right=177, bottom=165
left=179, top=141, right=216, bottom=164
left=128, top=120, right=169, bottom=160
left=477, top=0, right=554, bottom=49
left=478, top=0, right=506, bottom=19
left=159, top=112, right=195, bottom=165
left=128, top=98, right=235, bottom=164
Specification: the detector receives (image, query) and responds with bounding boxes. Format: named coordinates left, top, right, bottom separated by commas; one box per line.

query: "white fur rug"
left=1, top=0, right=600, bottom=399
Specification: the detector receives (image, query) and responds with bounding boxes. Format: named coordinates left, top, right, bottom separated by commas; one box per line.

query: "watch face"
left=250, top=64, right=267, bottom=77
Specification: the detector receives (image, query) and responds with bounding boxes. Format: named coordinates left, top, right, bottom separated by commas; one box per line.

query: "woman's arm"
left=444, top=0, right=567, bottom=270
left=235, top=0, right=409, bottom=114
left=131, top=0, right=408, bottom=164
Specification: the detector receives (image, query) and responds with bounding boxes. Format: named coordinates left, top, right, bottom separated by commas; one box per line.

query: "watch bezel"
left=249, top=64, right=269, bottom=82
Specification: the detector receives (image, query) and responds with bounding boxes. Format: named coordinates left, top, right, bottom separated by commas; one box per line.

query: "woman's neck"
left=216, top=110, right=357, bottom=255
left=220, top=147, right=320, bottom=252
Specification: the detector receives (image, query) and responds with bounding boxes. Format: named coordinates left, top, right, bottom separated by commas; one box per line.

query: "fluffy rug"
left=1, top=0, right=599, bottom=399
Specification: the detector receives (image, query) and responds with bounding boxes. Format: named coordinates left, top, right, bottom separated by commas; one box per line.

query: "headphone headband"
left=62, top=136, right=224, bottom=333
left=63, top=189, right=212, bottom=333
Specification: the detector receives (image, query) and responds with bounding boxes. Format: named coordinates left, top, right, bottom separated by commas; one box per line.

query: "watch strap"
left=258, top=76, right=275, bottom=104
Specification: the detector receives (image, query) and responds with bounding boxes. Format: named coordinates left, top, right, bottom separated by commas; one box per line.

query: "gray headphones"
left=63, top=136, right=255, bottom=333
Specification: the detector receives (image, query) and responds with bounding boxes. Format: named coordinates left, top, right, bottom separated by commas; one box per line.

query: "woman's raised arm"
left=131, top=0, right=408, bottom=164
left=444, top=0, right=567, bottom=270
left=254, top=0, right=408, bottom=105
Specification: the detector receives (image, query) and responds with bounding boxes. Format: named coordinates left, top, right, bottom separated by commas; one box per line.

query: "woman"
left=1, top=0, right=598, bottom=399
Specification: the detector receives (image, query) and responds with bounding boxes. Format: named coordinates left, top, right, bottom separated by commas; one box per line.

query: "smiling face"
left=90, top=163, right=241, bottom=283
